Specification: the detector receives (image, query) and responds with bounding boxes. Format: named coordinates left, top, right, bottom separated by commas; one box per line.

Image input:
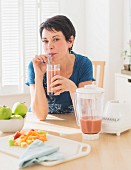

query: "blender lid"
left=76, top=85, right=104, bottom=94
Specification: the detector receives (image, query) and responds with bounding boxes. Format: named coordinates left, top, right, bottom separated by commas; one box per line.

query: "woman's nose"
left=48, top=41, right=54, bottom=49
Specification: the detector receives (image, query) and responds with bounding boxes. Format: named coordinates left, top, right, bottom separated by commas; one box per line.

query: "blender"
left=74, top=85, right=104, bottom=140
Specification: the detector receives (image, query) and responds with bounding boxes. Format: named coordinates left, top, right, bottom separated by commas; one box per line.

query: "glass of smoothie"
left=46, top=64, right=60, bottom=96
left=74, top=85, right=104, bottom=140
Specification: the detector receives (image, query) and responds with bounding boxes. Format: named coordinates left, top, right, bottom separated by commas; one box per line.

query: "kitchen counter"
left=0, top=112, right=131, bottom=170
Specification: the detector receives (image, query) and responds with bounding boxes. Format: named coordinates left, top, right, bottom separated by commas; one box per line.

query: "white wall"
left=85, top=0, right=109, bottom=60
left=123, top=0, right=131, bottom=49
left=0, top=94, right=30, bottom=108
left=85, top=0, right=124, bottom=103
left=59, top=0, right=86, bottom=54
left=108, top=0, right=124, bottom=100
left=85, top=0, right=110, bottom=103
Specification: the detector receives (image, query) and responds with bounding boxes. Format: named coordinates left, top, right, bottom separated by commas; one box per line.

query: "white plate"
left=0, top=134, right=91, bottom=166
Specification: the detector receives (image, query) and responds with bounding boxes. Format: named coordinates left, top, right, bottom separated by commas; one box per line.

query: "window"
left=0, top=0, right=59, bottom=95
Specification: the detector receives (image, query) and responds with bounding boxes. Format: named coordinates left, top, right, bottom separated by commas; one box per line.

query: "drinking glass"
left=46, top=64, right=60, bottom=95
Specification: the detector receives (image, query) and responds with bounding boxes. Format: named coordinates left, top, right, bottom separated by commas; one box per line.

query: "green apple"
left=12, top=102, right=28, bottom=117
left=10, top=114, right=23, bottom=119
left=0, top=105, right=12, bottom=119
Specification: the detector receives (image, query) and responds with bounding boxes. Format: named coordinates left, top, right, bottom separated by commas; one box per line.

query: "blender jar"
left=74, top=85, right=104, bottom=140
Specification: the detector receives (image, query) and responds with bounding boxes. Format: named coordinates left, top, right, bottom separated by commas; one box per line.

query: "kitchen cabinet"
left=115, top=73, right=131, bottom=104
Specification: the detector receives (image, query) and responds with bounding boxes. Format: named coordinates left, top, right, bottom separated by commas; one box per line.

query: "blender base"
left=82, top=133, right=99, bottom=140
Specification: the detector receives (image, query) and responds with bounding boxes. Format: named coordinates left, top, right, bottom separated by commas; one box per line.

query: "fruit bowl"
left=0, top=119, right=25, bottom=133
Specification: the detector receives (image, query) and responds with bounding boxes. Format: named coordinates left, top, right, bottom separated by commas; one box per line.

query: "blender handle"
left=73, top=92, right=79, bottom=125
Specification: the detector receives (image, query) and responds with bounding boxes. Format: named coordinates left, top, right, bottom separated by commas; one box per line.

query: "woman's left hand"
left=50, top=75, right=77, bottom=95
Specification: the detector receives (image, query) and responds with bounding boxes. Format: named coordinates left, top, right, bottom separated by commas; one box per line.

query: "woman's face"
left=42, top=29, right=73, bottom=62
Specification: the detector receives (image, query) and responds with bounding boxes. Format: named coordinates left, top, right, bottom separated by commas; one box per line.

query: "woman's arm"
left=30, top=79, right=48, bottom=121
left=29, top=55, right=49, bottom=120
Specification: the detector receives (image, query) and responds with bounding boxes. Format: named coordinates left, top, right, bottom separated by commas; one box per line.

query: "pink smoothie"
left=47, top=69, right=60, bottom=95
left=80, top=116, right=102, bottom=134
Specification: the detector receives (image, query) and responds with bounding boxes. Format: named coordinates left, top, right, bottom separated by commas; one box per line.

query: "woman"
left=26, top=15, right=94, bottom=120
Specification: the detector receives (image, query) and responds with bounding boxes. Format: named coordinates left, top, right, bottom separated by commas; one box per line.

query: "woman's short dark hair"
left=40, top=15, right=76, bottom=52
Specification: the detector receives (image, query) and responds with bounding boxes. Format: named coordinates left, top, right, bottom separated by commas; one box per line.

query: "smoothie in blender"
left=80, top=116, right=102, bottom=134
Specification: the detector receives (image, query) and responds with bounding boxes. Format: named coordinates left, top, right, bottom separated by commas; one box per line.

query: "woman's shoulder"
left=72, top=51, right=92, bottom=66
left=70, top=52, right=93, bottom=83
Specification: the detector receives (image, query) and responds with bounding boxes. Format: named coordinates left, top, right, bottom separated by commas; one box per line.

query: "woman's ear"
left=68, top=36, right=74, bottom=48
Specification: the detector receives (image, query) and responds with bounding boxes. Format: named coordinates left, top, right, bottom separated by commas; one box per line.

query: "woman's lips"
left=49, top=53, right=57, bottom=56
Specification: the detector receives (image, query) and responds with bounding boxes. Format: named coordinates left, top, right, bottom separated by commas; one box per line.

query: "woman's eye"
left=53, top=38, right=59, bottom=42
left=42, top=40, right=48, bottom=43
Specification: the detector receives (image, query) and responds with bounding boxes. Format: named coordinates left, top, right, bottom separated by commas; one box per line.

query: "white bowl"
left=0, top=119, right=24, bottom=133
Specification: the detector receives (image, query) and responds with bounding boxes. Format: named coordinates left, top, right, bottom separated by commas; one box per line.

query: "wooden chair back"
left=92, top=61, right=105, bottom=88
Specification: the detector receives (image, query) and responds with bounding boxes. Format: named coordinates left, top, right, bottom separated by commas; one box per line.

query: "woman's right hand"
left=32, top=54, right=48, bottom=78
